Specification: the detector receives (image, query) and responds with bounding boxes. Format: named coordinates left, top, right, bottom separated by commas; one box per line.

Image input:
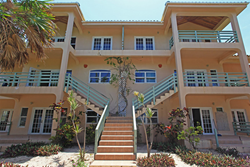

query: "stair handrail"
left=94, top=101, right=110, bottom=155
left=132, top=73, right=178, bottom=110
left=132, top=102, right=137, bottom=158
left=64, top=74, right=109, bottom=108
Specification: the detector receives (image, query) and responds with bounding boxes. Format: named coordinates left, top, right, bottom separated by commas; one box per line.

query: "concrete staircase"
left=135, top=89, right=177, bottom=117
left=68, top=90, right=103, bottom=115
left=94, top=117, right=136, bottom=161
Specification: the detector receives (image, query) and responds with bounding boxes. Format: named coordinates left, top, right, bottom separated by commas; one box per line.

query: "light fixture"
left=84, top=64, right=88, bottom=68
left=158, top=64, right=162, bottom=68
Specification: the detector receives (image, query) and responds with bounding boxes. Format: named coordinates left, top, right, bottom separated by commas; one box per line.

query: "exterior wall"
left=9, top=94, right=56, bottom=135
left=230, top=99, right=250, bottom=123
left=223, top=63, right=243, bottom=73
left=186, top=95, right=234, bottom=135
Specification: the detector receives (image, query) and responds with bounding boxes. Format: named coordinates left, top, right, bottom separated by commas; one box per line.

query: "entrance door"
left=231, top=109, right=248, bottom=132
left=0, top=110, right=13, bottom=132
left=30, top=108, right=54, bottom=134
left=191, top=108, right=214, bottom=134
left=185, top=70, right=208, bottom=87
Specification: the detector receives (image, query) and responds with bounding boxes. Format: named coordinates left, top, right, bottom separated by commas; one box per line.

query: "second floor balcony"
left=179, top=30, right=238, bottom=44
left=183, top=72, right=248, bottom=87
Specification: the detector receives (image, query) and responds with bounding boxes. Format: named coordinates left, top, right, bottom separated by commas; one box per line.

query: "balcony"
left=179, top=30, right=238, bottom=43
left=0, top=72, right=60, bottom=95
left=183, top=72, right=249, bottom=87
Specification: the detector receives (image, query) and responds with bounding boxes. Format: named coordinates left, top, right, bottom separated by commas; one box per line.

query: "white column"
left=229, top=13, right=250, bottom=80
left=51, top=13, right=75, bottom=136
left=171, top=13, right=186, bottom=109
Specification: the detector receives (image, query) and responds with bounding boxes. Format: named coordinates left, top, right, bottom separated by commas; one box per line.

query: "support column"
left=229, top=13, right=250, bottom=81
left=171, top=13, right=186, bottom=109
left=51, top=13, right=75, bottom=136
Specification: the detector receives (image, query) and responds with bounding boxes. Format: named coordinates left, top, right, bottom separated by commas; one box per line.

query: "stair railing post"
left=153, top=86, right=155, bottom=105
left=87, top=86, right=90, bottom=105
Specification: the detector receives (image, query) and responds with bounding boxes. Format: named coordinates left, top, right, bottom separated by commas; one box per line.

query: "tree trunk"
left=141, top=117, right=150, bottom=158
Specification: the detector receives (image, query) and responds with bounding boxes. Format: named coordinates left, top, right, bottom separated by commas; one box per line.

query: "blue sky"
left=53, top=0, right=250, bottom=54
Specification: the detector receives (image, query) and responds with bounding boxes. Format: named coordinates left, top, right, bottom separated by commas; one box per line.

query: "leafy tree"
left=0, top=0, right=57, bottom=71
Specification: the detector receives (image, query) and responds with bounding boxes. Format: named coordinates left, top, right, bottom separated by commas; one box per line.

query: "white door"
left=191, top=108, right=214, bottom=134
left=185, top=70, right=208, bottom=87
left=231, top=109, right=248, bottom=132
left=30, top=108, right=54, bottom=134
left=0, top=110, right=13, bottom=132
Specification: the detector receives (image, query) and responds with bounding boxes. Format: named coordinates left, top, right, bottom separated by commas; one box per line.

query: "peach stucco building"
left=1, top=1, right=250, bottom=160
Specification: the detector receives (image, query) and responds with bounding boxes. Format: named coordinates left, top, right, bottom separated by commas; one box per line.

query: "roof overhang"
left=162, top=2, right=249, bottom=30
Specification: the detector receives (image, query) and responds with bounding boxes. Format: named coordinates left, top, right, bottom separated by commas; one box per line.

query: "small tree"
left=105, top=57, right=136, bottom=115
left=177, top=126, right=203, bottom=150
left=134, top=91, right=154, bottom=158
left=67, top=91, right=85, bottom=161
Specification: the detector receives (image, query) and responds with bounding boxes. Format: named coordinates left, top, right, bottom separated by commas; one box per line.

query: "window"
left=86, top=109, right=100, bottom=123
left=92, top=37, right=112, bottom=50
left=216, top=107, right=223, bottom=112
left=135, top=37, right=154, bottom=50
left=185, top=69, right=208, bottom=87
left=137, top=109, right=158, bottom=124
left=19, top=108, right=28, bottom=127
left=210, top=70, right=219, bottom=86
left=89, top=70, right=111, bottom=83
left=53, top=37, right=76, bottom=49
left=135, top=70, right=156, bottom=83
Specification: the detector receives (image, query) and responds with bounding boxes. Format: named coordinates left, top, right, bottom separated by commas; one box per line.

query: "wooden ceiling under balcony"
left=54, top=16, right=77, bottom=27
left=175, top=16, right=227, bottom=30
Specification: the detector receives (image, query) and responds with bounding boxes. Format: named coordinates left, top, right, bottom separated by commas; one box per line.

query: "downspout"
left=122, top=25, right=124, bottom=50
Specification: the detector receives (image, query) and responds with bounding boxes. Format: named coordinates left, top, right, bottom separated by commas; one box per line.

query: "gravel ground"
left=0, top=144, right=225, bottom=167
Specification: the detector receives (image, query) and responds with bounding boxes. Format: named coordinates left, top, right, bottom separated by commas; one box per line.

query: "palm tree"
left=0, top=0, right=57, bottom=71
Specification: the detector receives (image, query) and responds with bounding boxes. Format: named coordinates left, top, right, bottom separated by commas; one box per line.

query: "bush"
left=0, top=162, right=27, bottom=167
left=215, top=147, right=240, bottom=158
left=0, top=142, right=62, bottom=158
left=71, top=158, right=87, bottom=167
left=152, top=142, right=178, bottom=152
left=86, top=124, right=96, bottom=144
left=137, top=153, right=175, bottom=167
left=50, top=123, right=75, bottom=148
left=176, top=146, right=249, bottom=167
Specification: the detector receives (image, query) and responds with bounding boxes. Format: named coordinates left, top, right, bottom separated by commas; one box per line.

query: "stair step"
left=101, top=135, right=133, bottom=140
left=90, top=160, right=136, bottom=167
left=107, top=117, right=132, bottom=120
left=211, top=139, right=242, bottom=144
left=102, top=131, right=134, bottom=135
left=106, top=119, right=133, bottom=123
left=95, top=153, right=135, bottom=160
left=105, top=123, right=133, bottom=127
left=99, top=140, right=133, bottom=146
left=104, top=127, right=133, bottom=131
left=97, top=146, right=134, bottom=153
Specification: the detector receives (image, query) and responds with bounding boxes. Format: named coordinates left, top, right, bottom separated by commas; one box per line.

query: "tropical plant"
left=137, top=153, right=176, bottom=167
left=215, top=147, right=240, bottom=158
left=0, top=142, right=62, bottom=158
left=134, top=91, right=154, bottom=158
left=105, top=57, right=136, bottom=115
left=0, top=0, right=57, bottom=71
left=177, top=126, right=203, bottom=149
left=0, top=162, right=27, bottom=167
left=67, top=91, right=86, bottom=162
left=85, top=123, right=96, bottom=144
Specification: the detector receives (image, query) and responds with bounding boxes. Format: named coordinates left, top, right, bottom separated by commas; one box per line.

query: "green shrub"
left=0, top=162, right=27, bottom=167
left=86, top=124, right=96, bottom=144
left=152, top=142, right=178, bottom=152
left=215, top=147, right=240, bottom=158
left=137, top=153, right=175, bottom=167
left=72, top=158, right=87, bottom=167
left=0, top=142, right=62, bottom=158
left=50, top=123, right=75, bottom=148
left=176, top=146, right=249, bottom=167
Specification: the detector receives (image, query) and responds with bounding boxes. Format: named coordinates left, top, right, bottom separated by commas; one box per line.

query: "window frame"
left=137, top=109, right=158, bottom=124
left=18, top=108, right=29, bottom=128
left=53, top=37, right=76, bottom=48
left=86, top=109, right=100, bottom=124
left=92, top=36, right=113, bottom=50
left=135, top=70, right=156, bottom=84
left=134, top=36, right=155, bottom=50
left=89, top=70, right=111, bottom=84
